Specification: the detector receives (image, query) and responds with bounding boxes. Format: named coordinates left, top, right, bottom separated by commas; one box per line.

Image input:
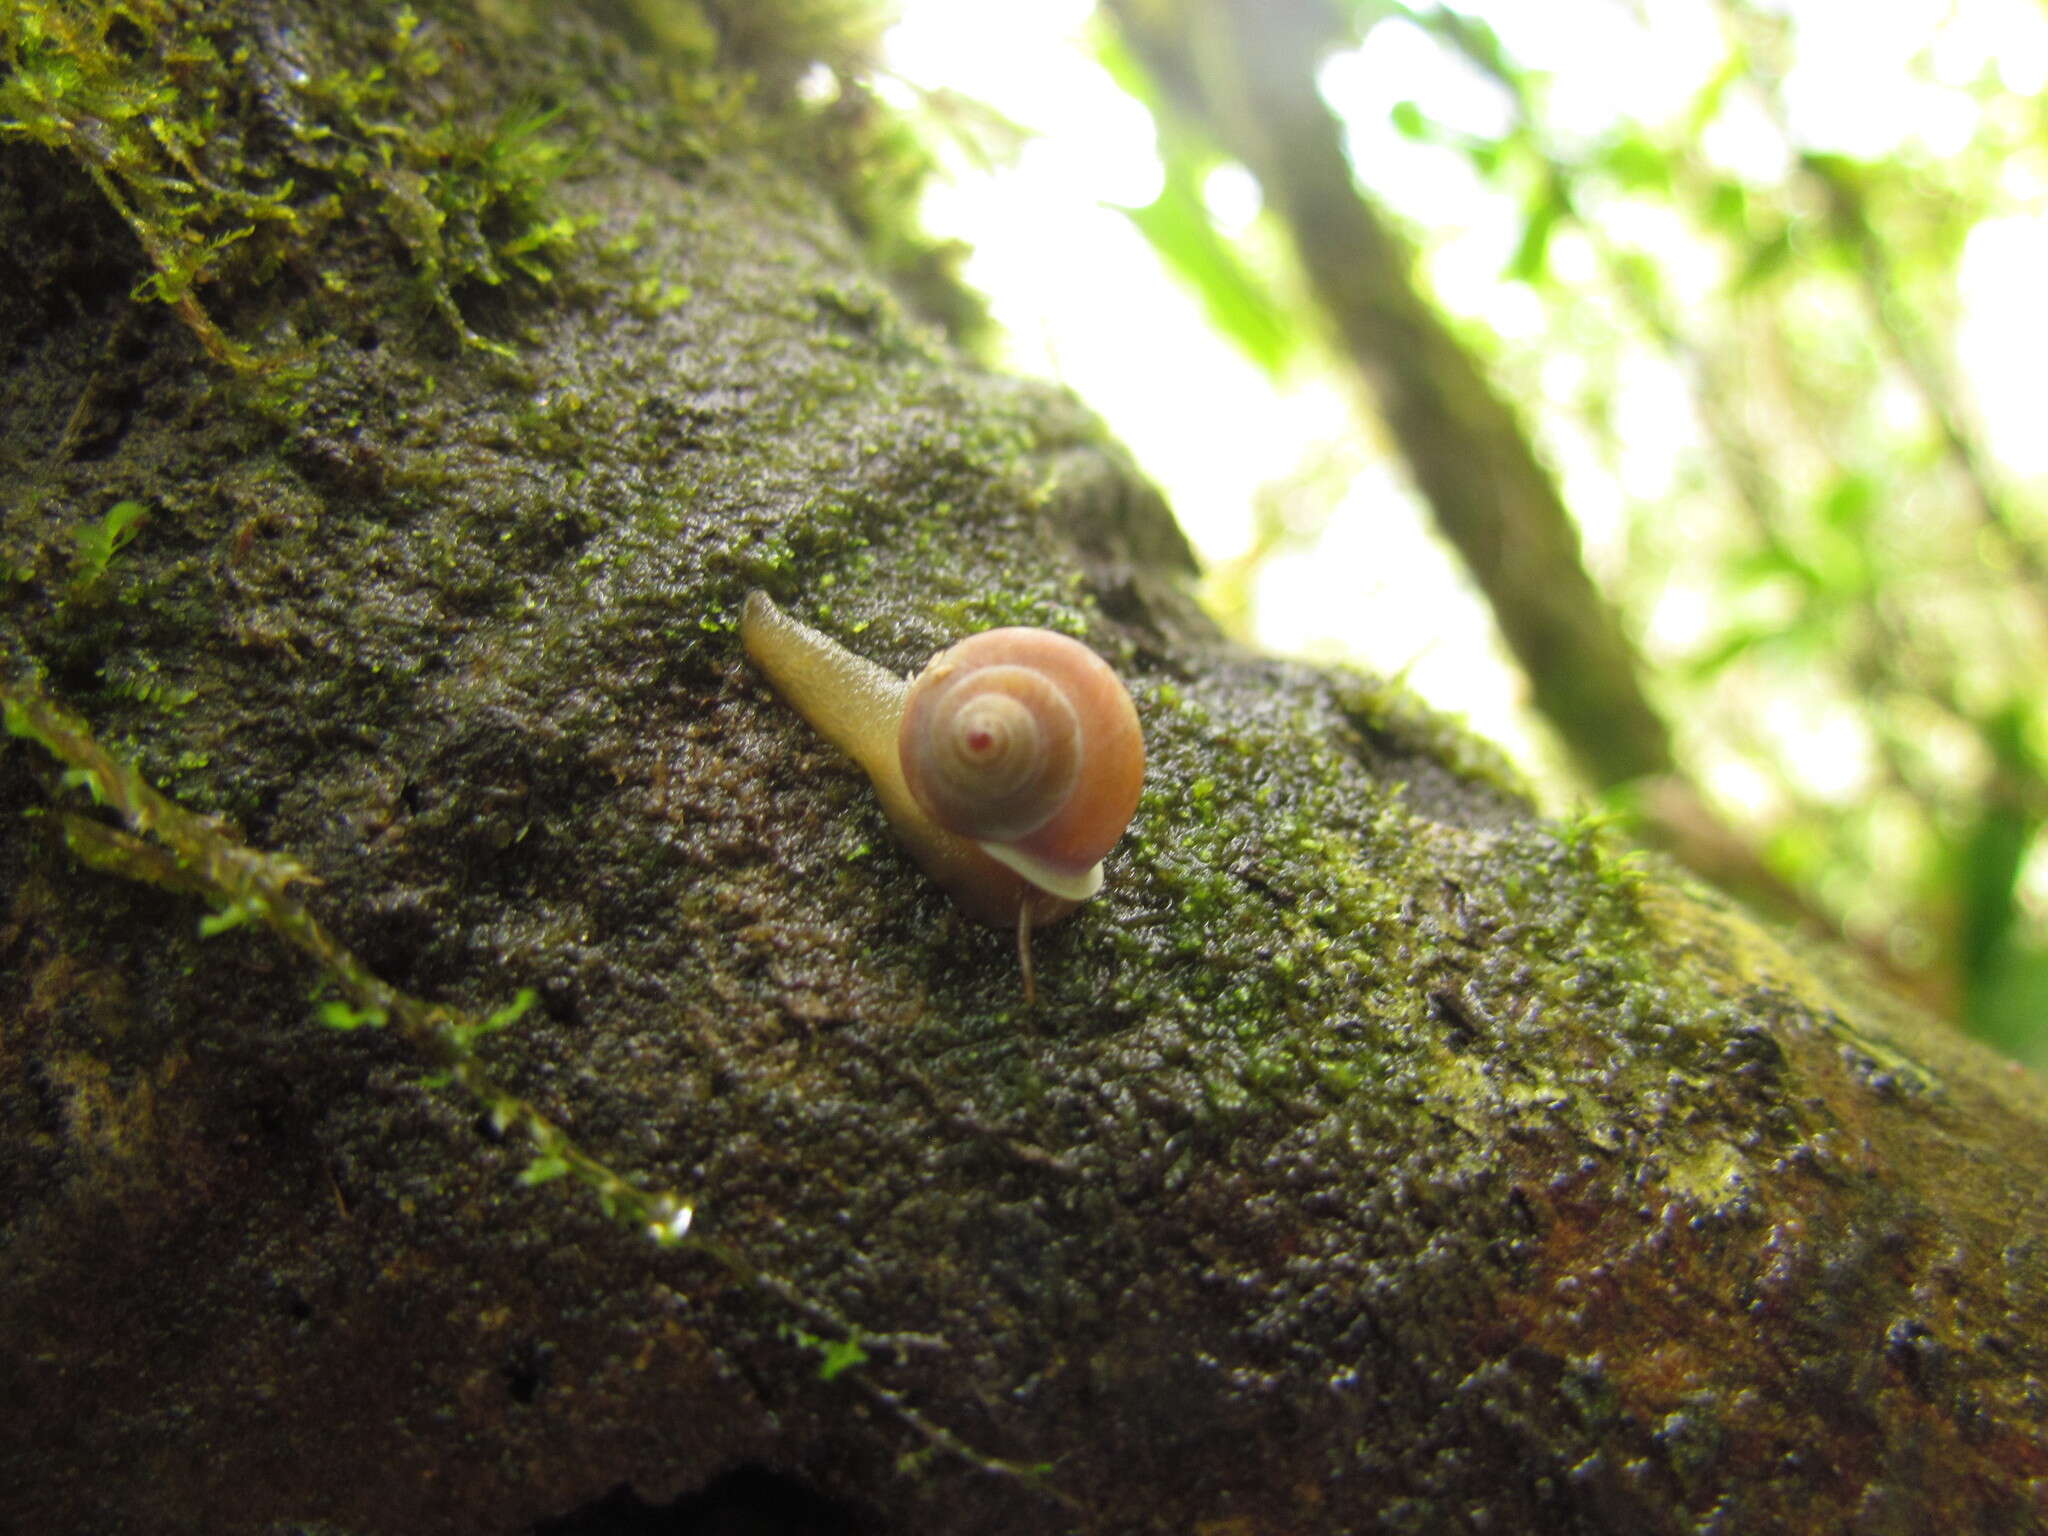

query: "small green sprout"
left=519, top=1153, right=571, bottom=1186
left=317, top=999, right=389, bottom=1031
left=199, top=899, right=262, bottom=938
left=449, top=986, right=537, bottom=1051
left=781, top=1324, right=870, bottom=1382
left=69, top=500, right=147, bottom=594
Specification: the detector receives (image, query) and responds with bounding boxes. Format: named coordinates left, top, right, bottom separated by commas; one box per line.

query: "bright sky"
left=880, top=0, right=2048, bottom=796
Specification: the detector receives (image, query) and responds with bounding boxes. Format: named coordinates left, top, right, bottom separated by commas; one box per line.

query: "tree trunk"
left=3, top=5, right=2046, bottom=1533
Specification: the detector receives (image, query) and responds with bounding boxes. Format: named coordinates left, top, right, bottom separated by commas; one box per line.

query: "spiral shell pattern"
left=899, top=627, right=1144, bottom=889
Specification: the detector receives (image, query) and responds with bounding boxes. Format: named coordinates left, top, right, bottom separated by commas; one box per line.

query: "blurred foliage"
left=1095, top=28, right=1305, bottom=375
left=1090, top=0, right=2048, bottom=1057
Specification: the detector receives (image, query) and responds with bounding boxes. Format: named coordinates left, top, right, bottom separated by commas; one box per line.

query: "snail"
left=739, top=590, right=1144, bottom=999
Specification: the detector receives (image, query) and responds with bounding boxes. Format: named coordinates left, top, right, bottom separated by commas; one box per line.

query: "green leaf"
left=70, top=500, right=148, bottom=589
left=1506, top=195, right=1561, bottom=283
left=445, top=986, right=537, bottom=1053
left=519, top=1153, right=571, bottom=1186
left=1464, top=137, right=1504, bottom=178
left=479, top=987, right=538, bottom=1035
left=1817, top=471, right=1875, bottom=531
left=1596, top=131, right=1670, bottom=193
left=777, top=1323, right=870, bottom=1381
left=317, top=999, right=389, bottom=1031
left=1117, top=145, right=1297, bottom=377
left=1703, top=179, right=1749, bottom=238
left=1683, top=48, right=1746, bottom=138
left=1606, top=248, right=1668, bottom=310
left=1727, top=541, right=1823, bottom=594
left=199, top=901, right=258, bottom=938
left=1680, top=624, right=1773, bottom=681
left=816, top=1336, right=869, bottom=1382
left=1731, top=224, right=1793, bottom=291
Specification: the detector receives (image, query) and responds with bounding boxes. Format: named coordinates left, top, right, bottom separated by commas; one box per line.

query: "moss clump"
left=1, top=0, right=986, bottom=370
left=0, top=2, right=603, bottom=364
left=63, top=498, right=146, bottom=600
left=0, top=1, right=290, bottom=365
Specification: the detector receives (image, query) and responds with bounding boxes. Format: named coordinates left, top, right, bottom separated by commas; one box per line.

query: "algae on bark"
left=4, top=4, right=2047, bottom=1534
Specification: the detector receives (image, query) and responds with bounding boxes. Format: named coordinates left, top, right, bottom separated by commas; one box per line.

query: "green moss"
left=0, top=2, right=278, bottom=365
left=1332, top=671, right=1529, bottom=803
left=2, top=673, right=696, bottom=1244
left=0, top=2, right=612, bottom=364
left=925, top=586, right=1091, bottom=638
left=6, top=7, right=2041, bottom=1527
left=65, top=499, right=146, bottom=600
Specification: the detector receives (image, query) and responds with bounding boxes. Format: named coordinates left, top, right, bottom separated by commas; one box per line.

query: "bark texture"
left=3, top=4, right=2048, bottom=1534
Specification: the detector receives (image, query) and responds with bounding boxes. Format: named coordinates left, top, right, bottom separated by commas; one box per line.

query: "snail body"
left=739, top=591, right=1143, bottom=932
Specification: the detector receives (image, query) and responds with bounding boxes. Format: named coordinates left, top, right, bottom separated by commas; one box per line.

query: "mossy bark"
left=3, top=4, right=2047, bottom=1534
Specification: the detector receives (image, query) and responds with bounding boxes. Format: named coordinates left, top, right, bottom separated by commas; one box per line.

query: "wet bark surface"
left=4, top=4, right=2047, bottom=1533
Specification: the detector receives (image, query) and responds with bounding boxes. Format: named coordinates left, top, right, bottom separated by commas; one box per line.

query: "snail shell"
left=739, top=591, right=1143, bottom=929
left=899, top=627, right=1144, bottom=906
